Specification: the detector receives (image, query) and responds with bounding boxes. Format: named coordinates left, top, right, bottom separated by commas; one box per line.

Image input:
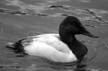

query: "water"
left=69, top=0, right=108, bottom=10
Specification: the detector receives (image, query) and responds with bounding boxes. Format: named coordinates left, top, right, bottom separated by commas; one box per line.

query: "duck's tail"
left=6, top=39, right=27, bottom=57
left=6, top=42, right=15, bottom=49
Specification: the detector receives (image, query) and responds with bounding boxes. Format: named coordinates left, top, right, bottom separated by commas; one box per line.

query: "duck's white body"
left=23, top=34, right=77, bottom=62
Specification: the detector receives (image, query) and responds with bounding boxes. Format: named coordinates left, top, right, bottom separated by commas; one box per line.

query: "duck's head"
left=59, top=16, right=99, bottom=38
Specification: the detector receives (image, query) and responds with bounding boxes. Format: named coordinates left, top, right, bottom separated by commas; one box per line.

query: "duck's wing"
left=34, top=34, right=71, bottom=53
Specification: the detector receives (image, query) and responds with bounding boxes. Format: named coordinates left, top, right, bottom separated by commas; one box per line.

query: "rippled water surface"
left=0, top=0, right=108, bottom=71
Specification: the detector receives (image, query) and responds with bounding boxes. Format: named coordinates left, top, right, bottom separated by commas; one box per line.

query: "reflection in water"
left=25, top=63, right=103, bottom=71
left=25, top=64, right=77, bottom=71
left=23, top=57, right=87, bottom=71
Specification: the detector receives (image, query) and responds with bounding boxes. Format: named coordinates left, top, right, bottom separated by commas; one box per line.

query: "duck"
left=6, top=16, right=98, bottom=64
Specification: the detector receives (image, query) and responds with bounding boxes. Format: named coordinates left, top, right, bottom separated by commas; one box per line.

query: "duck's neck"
left=60, top=34, right=88, bottom=61
left=60, top=34, right=76, bottom=44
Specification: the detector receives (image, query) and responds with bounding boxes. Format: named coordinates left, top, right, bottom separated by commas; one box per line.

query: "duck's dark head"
left=59, top=16, right=99, bottom=41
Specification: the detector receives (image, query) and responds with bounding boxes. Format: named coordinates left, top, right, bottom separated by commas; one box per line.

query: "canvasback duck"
left=6, top=16, right=98, bottom=64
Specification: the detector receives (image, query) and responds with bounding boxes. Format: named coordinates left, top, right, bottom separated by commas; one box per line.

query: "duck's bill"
left=82, top=31, right=99, bottom=38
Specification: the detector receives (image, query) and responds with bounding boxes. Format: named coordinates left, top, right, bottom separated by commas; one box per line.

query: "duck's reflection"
left=25, top=57, right=88, bottom=71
